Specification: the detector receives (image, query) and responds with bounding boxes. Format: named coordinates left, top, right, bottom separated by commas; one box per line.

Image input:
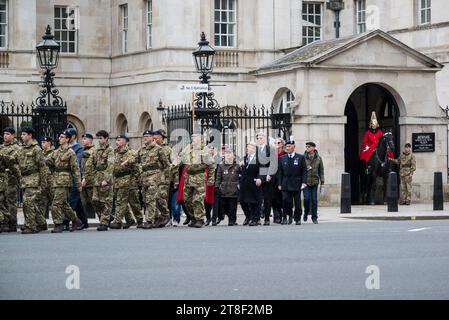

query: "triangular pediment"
left=255, top=30, right=443, bottom=73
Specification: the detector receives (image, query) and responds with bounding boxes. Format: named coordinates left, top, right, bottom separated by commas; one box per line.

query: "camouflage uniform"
left=0, top=152, right=15, bottom=232
left=111, top=145, right=138, bottom=227
left=0, top=139, right=21, bottom=231
left=91, top=143, right=114, bottom=226
left=47, top=144, right=82, bottom=228
left=40, top=147, right=55, bottom=216
left=137, top=141, right=170, bottom=227
left=17, top=139, right=48, bottom=231
left=392, top=149, right=416, bottom=204
left=80, top=144, right=96, bottom=219
left=157, top=142, right=173, bottom=225
left=128, top=148, right=144, bottom=227
left=176, top=143, right=215, bottom=227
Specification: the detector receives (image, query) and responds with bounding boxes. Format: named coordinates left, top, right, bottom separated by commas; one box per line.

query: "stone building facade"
left=0, top=0, right=448, bottom=203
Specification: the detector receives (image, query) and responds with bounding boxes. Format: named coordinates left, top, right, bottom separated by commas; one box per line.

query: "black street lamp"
left=191, top=32, right=220, bottom=133
left=33, top=25, right=67, bottom=144
left=192, top=32, right=216, bottom=84
left=326, top=0, right=345, bottom=39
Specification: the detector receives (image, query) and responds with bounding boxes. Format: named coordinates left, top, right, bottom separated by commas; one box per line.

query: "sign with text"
left=412, top=132, right=435, bottom=152
left=177, top=84, right=208, bottom=93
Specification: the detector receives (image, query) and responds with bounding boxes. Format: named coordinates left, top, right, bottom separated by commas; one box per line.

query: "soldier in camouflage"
left=1, top=127, right=21, bottom=232
left=40, top=137, right=55, bottom=218
left=17, top=127, right=48, bottom=234
left=128, top=147, right=144, bottom=228
left=80, top=133, right=96, bottom=220
left=46, top=130, right=83, bottom=233
left=149, top=130, right=172, bottom=228
left=137, top=130, right=169, bottom=229
left=0, top=147, right=17, bottom=233
left=390, top=142, right=416, bottom=205
left=110, top=135, right=139, bottom=229
left=174, top=132, right=215, bottom=228
left=91, top=130, right=114, bottom=231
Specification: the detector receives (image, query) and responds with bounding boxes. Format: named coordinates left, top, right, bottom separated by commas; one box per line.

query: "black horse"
left=362, top=131, right=395, bottom=205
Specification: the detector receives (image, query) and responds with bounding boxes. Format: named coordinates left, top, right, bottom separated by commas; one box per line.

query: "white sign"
left=178, top=84, right=208, bottom=93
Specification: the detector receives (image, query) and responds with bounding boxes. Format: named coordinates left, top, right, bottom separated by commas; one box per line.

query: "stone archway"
left=344, top=83, right=401, bottom=205
left=67, top=114, right=86, bottom=140
left=138, top=112, right=153, bottom=132
left=116, top=113, right=128, bottom=134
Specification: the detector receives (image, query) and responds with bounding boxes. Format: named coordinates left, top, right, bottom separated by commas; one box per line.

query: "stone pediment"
left=256, top=29, right=443, bottom=73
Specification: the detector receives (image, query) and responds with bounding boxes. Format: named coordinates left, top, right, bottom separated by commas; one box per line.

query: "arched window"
left=116, top=113, right=128, bottom=134
left=138, top=112, right=153, bottom=132
left=278, top=90, right=295, bottom=113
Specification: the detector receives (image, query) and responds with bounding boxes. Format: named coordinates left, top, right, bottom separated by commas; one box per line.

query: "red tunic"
left=359, top=129, right=383, bottom=163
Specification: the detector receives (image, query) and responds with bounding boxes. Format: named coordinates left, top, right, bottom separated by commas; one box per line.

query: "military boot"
left=96, top=224, right=108, bottom=231
left=8, top=222, right=17, bottom=232
left=2, top=223, right=10, bottom=232
left=22, top=228, right=38, bottom=234
left=188, top=219, right=197, bottom=227
left=109, top=222, right=122, bottom=229
left=143, top=221, right=154, bottom=229
left=194, top=220, right=204, bottom=228
left=157, top=216, right=170, bottom=228
left=37, top=224, right=48, bottom=232
left=123, top=220, right=136, bottom=229
left=70, top=218, right=82, bottom=232
left=51, top=224, right=64, bottom=233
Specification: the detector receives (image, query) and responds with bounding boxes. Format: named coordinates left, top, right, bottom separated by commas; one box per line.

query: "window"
left=54, top=6, right=77, bottom=53
left=146, top=0, right=152, bottom=48
left=302, top=2, right=322, bottom=46
left=214, top=0, right=236, bottom=47
left=279, top=90, right=295, bottom=113
left=355, top=0, right=366, bottom=33
left=120, top=4, right=128, bottom=53
left=0, top=0, right=7, bottom=48
left=418, top=0, right=431, bottom=25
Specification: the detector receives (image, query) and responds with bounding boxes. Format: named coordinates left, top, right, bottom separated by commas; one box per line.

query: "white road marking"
left=408, top=227, right=431, bottom=232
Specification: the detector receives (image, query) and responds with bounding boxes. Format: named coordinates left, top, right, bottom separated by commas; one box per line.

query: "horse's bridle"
left=374, top=132, right=393, bottom=168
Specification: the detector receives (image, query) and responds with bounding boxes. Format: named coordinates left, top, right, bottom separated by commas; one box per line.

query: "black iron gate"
left=0, top=100, right=67, bottom=145
left=165, top=103, right=292, bottom=157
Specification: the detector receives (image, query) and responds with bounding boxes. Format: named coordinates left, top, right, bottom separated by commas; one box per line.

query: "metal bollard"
left=387, top=171, right=398, bottom=212
left=340, top=173, right=351, bottom=214
left=433, top=172, right=443, bottom=211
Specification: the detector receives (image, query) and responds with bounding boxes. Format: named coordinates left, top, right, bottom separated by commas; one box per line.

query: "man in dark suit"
left=256, top=132, right=277, bottom=226
left=277, top=140, right=307, bottom=225
left=239, top=142, right=262, bottom=226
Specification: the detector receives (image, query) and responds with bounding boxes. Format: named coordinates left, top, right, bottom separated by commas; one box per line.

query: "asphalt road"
left=1, top=220, right=449, bottom=300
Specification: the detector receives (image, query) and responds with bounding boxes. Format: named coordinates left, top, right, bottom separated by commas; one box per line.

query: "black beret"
left=42, top=136, right=53, bottom=143
left=3, top=127, right=15, bottom=134
left=116, top=134, right=129, bottom=141
left=21, top=127, right=35, bottom=135
left=143, top=130, right=153, bottom=136
left=63, top=129, right=73, bottom=138
left=153, top=130, right=167, bottom=138
left=305, top=141, right=316, bottom=147
left=285, top=140, right=295, bottom=145
left=82, top=133, right=94, bottom=139
left=66, top=128, right=77, bottom=136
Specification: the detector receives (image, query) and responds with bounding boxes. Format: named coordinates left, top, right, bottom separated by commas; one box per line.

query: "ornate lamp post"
left=191, top=32, right=220, bottom=130
left=34, top=25, right=67, bottom=143
left=326, top=0, right=345, bottom=38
